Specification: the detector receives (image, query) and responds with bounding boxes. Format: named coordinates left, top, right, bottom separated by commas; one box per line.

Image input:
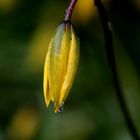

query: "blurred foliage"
left=0, top=0, right=140, bottom=140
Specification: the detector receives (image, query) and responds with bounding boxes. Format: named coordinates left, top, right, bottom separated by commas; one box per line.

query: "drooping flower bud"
left=43, top=21, right=79, bottom=113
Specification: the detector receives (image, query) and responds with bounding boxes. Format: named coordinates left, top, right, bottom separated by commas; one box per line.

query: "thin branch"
left=94, top=0, right=140, bottom=139
left=64, top=0, right=78, bottom=21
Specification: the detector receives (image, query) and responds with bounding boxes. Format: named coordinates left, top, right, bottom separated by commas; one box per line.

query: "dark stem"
left=65, top=0, right=78, bottom=21
left=94, top=0, right=140, bottom=139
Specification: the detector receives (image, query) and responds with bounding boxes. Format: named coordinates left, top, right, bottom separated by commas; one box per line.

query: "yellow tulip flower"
left=43, top=22, right=79, bottom=113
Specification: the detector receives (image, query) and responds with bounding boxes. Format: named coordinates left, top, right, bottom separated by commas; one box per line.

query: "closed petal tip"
left=54, top=103, right=64, bottom=113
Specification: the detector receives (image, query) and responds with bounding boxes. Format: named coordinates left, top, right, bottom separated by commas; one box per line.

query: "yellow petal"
left=49, top=24, right=70, bottom=110
left=59, top=26, right=79, bottom=105
left=43, top=40, right=52, bottom=107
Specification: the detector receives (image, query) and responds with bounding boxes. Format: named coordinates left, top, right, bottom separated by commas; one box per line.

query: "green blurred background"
left=0, top=0, right=140, bottom=140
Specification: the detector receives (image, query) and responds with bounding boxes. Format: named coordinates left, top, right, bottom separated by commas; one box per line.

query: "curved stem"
left=64, top=0, right=78, bottom=21
left=94, top=0, right=140, bottom=139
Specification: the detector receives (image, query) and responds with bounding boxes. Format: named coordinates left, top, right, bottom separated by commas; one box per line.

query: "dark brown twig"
left=94, top=0, right=140, bottom=139
left=64, top=0, right=78, bottom=21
